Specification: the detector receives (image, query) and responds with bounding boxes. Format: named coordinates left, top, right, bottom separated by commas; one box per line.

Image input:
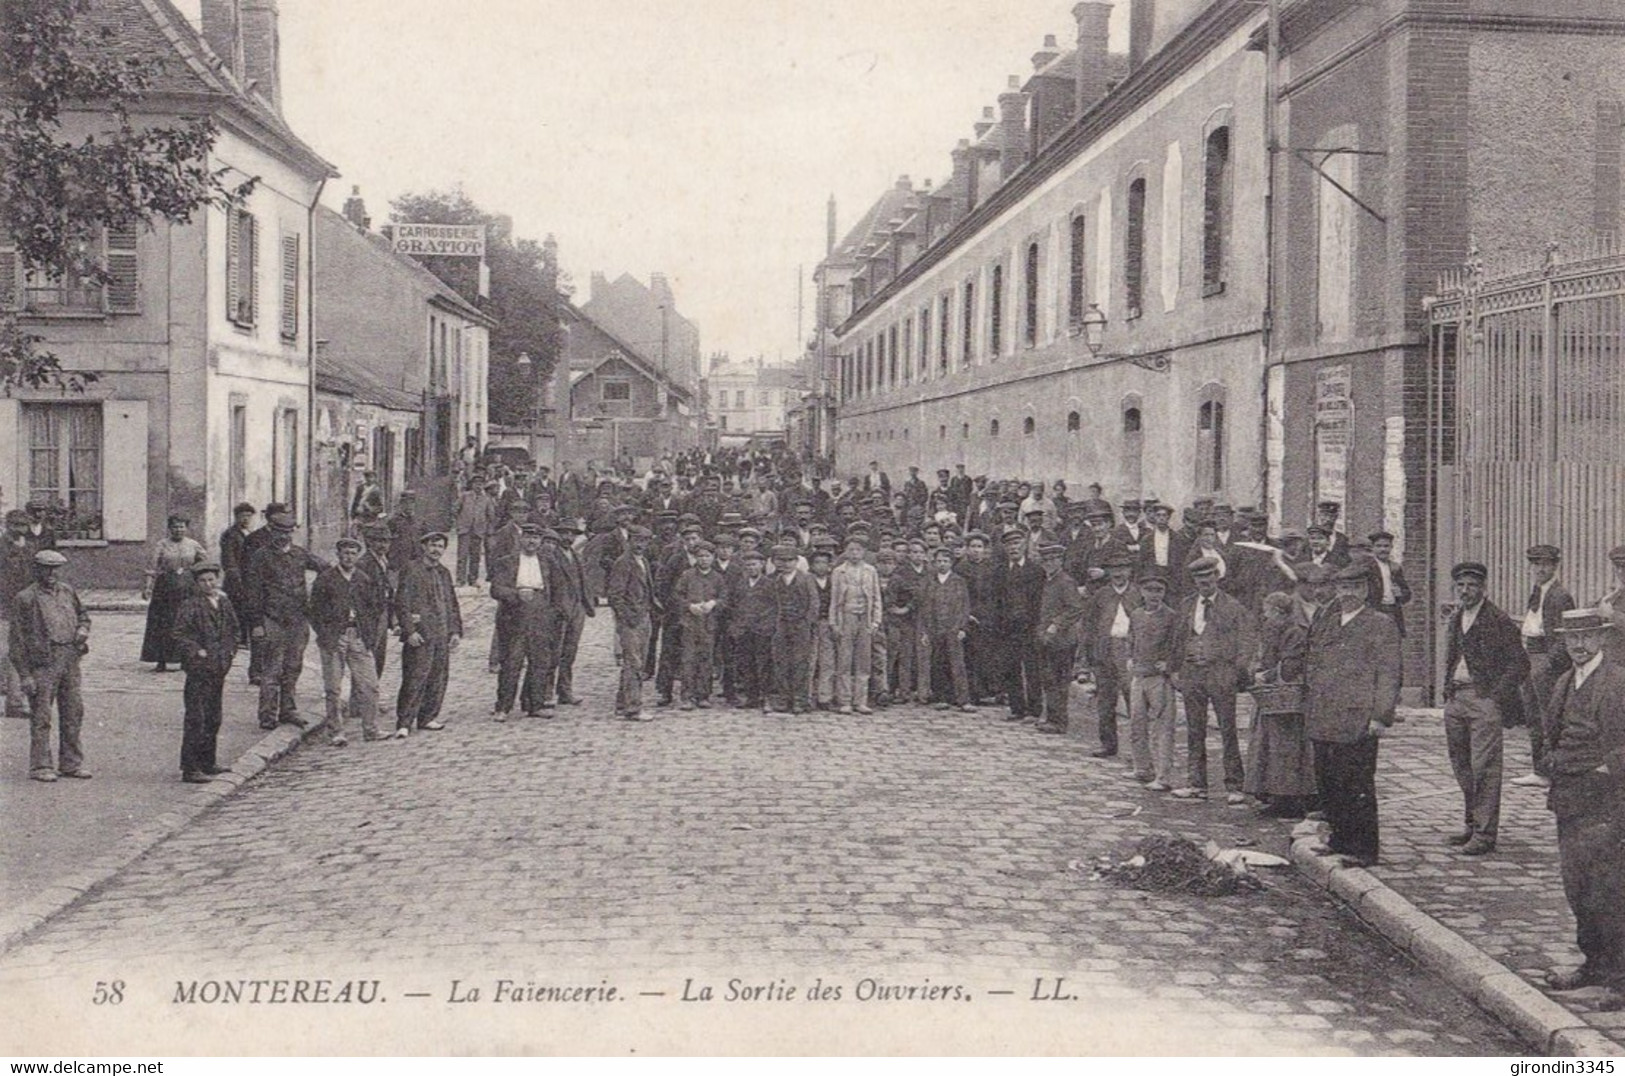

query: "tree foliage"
left=1, top=0, right=244, bottom=390
left=389, top=189, right=565, bottom=428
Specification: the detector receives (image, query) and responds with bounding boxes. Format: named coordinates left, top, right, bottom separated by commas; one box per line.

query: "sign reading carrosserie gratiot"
left=390, top=223, right=485, bottom=257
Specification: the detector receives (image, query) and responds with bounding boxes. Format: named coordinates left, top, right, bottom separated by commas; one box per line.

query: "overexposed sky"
left=270, top=0, right=1129, bottom=363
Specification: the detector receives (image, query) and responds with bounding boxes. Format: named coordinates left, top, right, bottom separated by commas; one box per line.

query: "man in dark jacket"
left=956, top=531, right=1001, bottom=704
left=360, top=522, right=395, bottom=680
left=218, top=501, right=257, bottom=648
left=393, top=532, right=462, bottom=737
left=1541, top=609, right=1625, bottom=1011
left=544, top=520, right=594, bottom=707
left=1170, top=555, right=1258, bottom=803
left=1000, top=527, right=1046, bottom=722
left=172, top=562, right=240, bottom=782
left=489, top=523, right=565, bottom=720
left=919, top=547, right=974, bottom=712
left=1303, top=561, right=1401, bottom=866
left=1513, top=544, right=1576, bottom=788
left=13, top=550, right=91, bottom=781
left=769, top=543, right=819, bottom=714
left=310, top=538, right=383, bottom=745
left=607, top=526, right=655, bottom=720
left=1081, top=552, right=1141, bottom=757
left=728, top=548, right=777, bottom=709
left=1441, top=561, right=1530, bottom=855
left=1035, top=542, right=1087, bottom=733
left=244, top=512, right=325, bottom=731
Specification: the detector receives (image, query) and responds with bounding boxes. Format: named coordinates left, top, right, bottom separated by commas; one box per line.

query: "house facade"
left=555, top=304, right=697, bottom=471
left=0, top=0, right=336, bottom=585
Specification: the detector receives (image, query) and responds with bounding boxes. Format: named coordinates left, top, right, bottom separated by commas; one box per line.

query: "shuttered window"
left=227, top=206, right=258, bottom=328
left=1126, top=178, right=1147, bottom=318
left=279, top=233, right=300, bottom=340
left=105, top=221, right=140, bottom=313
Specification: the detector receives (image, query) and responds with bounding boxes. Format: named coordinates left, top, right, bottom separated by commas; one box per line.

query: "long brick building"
left=826, top=0, right=1625, bottom=691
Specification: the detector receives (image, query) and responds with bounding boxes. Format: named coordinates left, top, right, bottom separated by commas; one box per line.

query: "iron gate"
left=1427, top=244, right=1625, bottom=622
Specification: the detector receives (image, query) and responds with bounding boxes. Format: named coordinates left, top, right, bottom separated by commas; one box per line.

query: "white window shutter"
left=280, top=233, right=299, bottom=340
left=248, top=215, right=259, bottom=327
left=105, top=222, right=140, bottom=313
left=0, top=399, right=20, bottom=514
left=226, top=209, right=240, bottom=323
left=100, top=400, right=148, bottom=541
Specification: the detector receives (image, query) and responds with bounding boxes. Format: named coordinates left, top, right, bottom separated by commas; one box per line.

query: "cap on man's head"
left=191, top=560, right=223, bottom=576
left=1316, top=500, right=1341, bottom=515
left=1187, top=555, right=1222, bottom=577
left=335, top=537, right=363, bottom=552
left=1103, top=551, right=1137, bottom=570
left=1039, top=542, right=1067, bottom=558
left=693, top=540, right=716, bottom=555
left=1306, top=524, right=1331, bottom=538
left=1083, top=499, right=1113, bottom=521
left=362, top=523, right=392, bottom=539
left=233, top=501, right=257, bottom=515
left=1369, top=531, right=1396, bottom=544
left=269, top=512, right=297, bottom=532
left=1138, top=567, right=1168, bottom=587
left=1000, top=527, right=1025, bottom=544
left=419, top=530, right=449, bottom=546
left=1333, top=562, right=1371, bottom=584
left=1295, top=562, right=1332, bottom=585
left=519, top=522, right=546, bottom=536
left=628, top=525, right=654, bottom=540
left=1526, top=544, right=1561, bottom=563
left=33, top=550, right=67, bottom=567
left=1122, top=499, right=1142, bottom=511
left=4, top=509, right=30, bottom=526
left=1451, top=561, right=1489, bottom=583
left=771, top=543, right=799, bottom=561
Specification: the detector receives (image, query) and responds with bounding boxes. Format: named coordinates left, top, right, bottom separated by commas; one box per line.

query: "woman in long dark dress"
left=141, top=515, right=205, bottom=671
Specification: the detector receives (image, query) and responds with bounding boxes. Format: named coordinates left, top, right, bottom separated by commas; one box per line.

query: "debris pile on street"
left=1089, top=834, right=1277, bottom=897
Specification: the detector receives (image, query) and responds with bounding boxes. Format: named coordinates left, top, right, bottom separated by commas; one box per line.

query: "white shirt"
left=1522, top=579, right=1554, bottom=637
left=1341, top=605, right=1364, bottom=627
left=1192, top=593, right=1213, bottom=635
left=516, top=553, right=544, bottom=589
left=1574, top=650, right=1605, bottom=691
left=1375, top=559, right=1396, bottom=605
left=1152, top=529, right=1170, bottom=567
left=1109, top=588, right=1132, bottom=639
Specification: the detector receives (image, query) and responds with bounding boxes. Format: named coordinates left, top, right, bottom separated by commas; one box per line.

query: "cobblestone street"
left=0, top=592, right=1527, bottom=1055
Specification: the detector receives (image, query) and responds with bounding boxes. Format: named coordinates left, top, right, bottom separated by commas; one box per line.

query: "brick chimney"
left=999, top=76, right=1030, bottom=178
left=341, top=185, right=370, bottom=231
left=198, top=0, right=243, bottom=80
left=974, top=105, right=997, bottom=140
left=240, top=0, right=282, bottom=111
left=1032, top=33, right=1061, bottom=73
left=949, top=139, right=974, bottom=218
left=1075, top=1, right=1114, bottom=114
left=1129, top=0, right=1155, bottom=70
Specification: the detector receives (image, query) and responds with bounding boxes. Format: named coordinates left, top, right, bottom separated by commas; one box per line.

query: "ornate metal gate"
left=1427, top=244, right=1625, bottom=619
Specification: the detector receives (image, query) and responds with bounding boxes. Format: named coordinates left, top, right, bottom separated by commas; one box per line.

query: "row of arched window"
left=839, top=117, right=1234, bottom=406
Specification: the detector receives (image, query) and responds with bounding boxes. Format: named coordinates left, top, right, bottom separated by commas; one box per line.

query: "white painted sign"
left=391, top=223, right=485, bottom=257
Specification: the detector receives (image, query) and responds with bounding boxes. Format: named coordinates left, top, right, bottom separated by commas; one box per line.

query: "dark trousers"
left=180, top=672, right=225, bottom=775
left=397, top=635, right=450, bottom=729
left=680, top=619, right=716, bottom=700
left=1039, top=642, right=1076, bottom=728
left=617, top=617, right=651, bottom=714
left=656, top=617, right=683, bottom=701
left=1003, top=627, right=1041, bottom=717
left=717, top=616, right=738, bottom=700
left=1093, top=639, right=1131, bottom=753
left=456, top=533, right=484, bottom=586
left=1314, top=737, right=1381, bottom=861
left=771, top=623, right=812, bottom=711
left=256, top=619, right=309, bottom=728
left=497, top=620, right=555, bottom=715
left=967, top=622, right=998, bottom=701
left=1181, top=662, right=1245, bottom=792
left=544, top=606, right=586, bottom=702
left=920, top=630, right=969, bottom=706
left=372, top=620, right=389, bottom=680
left=731, top=630, right=773, bottom=705
left=1556, top=785, right=1625, bottom=982
left=886, top=621, right=919, bottom=700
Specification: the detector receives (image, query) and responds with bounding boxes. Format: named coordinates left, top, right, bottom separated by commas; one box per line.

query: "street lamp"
left=1081, top=303, right=1108, bottom=357
left=515, top=351, right=538, bottom=463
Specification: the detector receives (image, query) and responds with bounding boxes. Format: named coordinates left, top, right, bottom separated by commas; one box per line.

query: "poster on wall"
left=1314, top=364, right=1353, bottom=518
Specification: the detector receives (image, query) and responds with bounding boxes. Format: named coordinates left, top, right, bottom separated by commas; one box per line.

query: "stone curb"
left=1290, top=835, right=1622, bottom=1057
left=0, top=717, right=320, bottom=957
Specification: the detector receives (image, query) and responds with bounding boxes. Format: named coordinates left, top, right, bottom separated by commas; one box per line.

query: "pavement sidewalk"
left=1289, top=707, right=1624, bottom=1055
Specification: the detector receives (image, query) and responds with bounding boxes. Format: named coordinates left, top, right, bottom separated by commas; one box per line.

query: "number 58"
left=93, top=980, right=124, bottom=1005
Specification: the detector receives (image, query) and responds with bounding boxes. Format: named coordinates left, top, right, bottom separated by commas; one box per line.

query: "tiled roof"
left=828, top=183, right=918, bottom=266
left=316, top=353, right=422, bottom=412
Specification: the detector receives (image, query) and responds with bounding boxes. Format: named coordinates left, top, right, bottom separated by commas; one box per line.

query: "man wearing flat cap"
left=770, top=543, right=820, bottom=714
left=172, top=561, right=240, bottom=781
left=1442, top=561, right=1529, bottom=855
left=1597, top=545, right=1625, bottom=666
left=310, top=538, right=384, bottom=745
left=1169, top=554, right=1258, bottom=803
left=1034, top=542, right=1086, bottom=733
left=1313, top=501, right=1351, bottom=565
left=392, top=532, right=462, bottom=737
left=244, top=512, right=325, bottom=731
left=489, top=523, right=564, bottom=721
left=607, top=526, right=656, bottom=720
left=12, top=549, right=91, bottom=781
left=1081, top=551, right=1142, bottom=756
left=1302, top=561, right=1402, bottom=866
left=1541, top=609, right=1625, bottom=1011
left=218, top=501, right=258, bottom=650
left=1514, top=544, right=1576, bottom=788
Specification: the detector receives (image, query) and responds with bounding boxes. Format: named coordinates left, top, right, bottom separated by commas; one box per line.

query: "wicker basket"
left=1247, top=682, right=1305, bottom=716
